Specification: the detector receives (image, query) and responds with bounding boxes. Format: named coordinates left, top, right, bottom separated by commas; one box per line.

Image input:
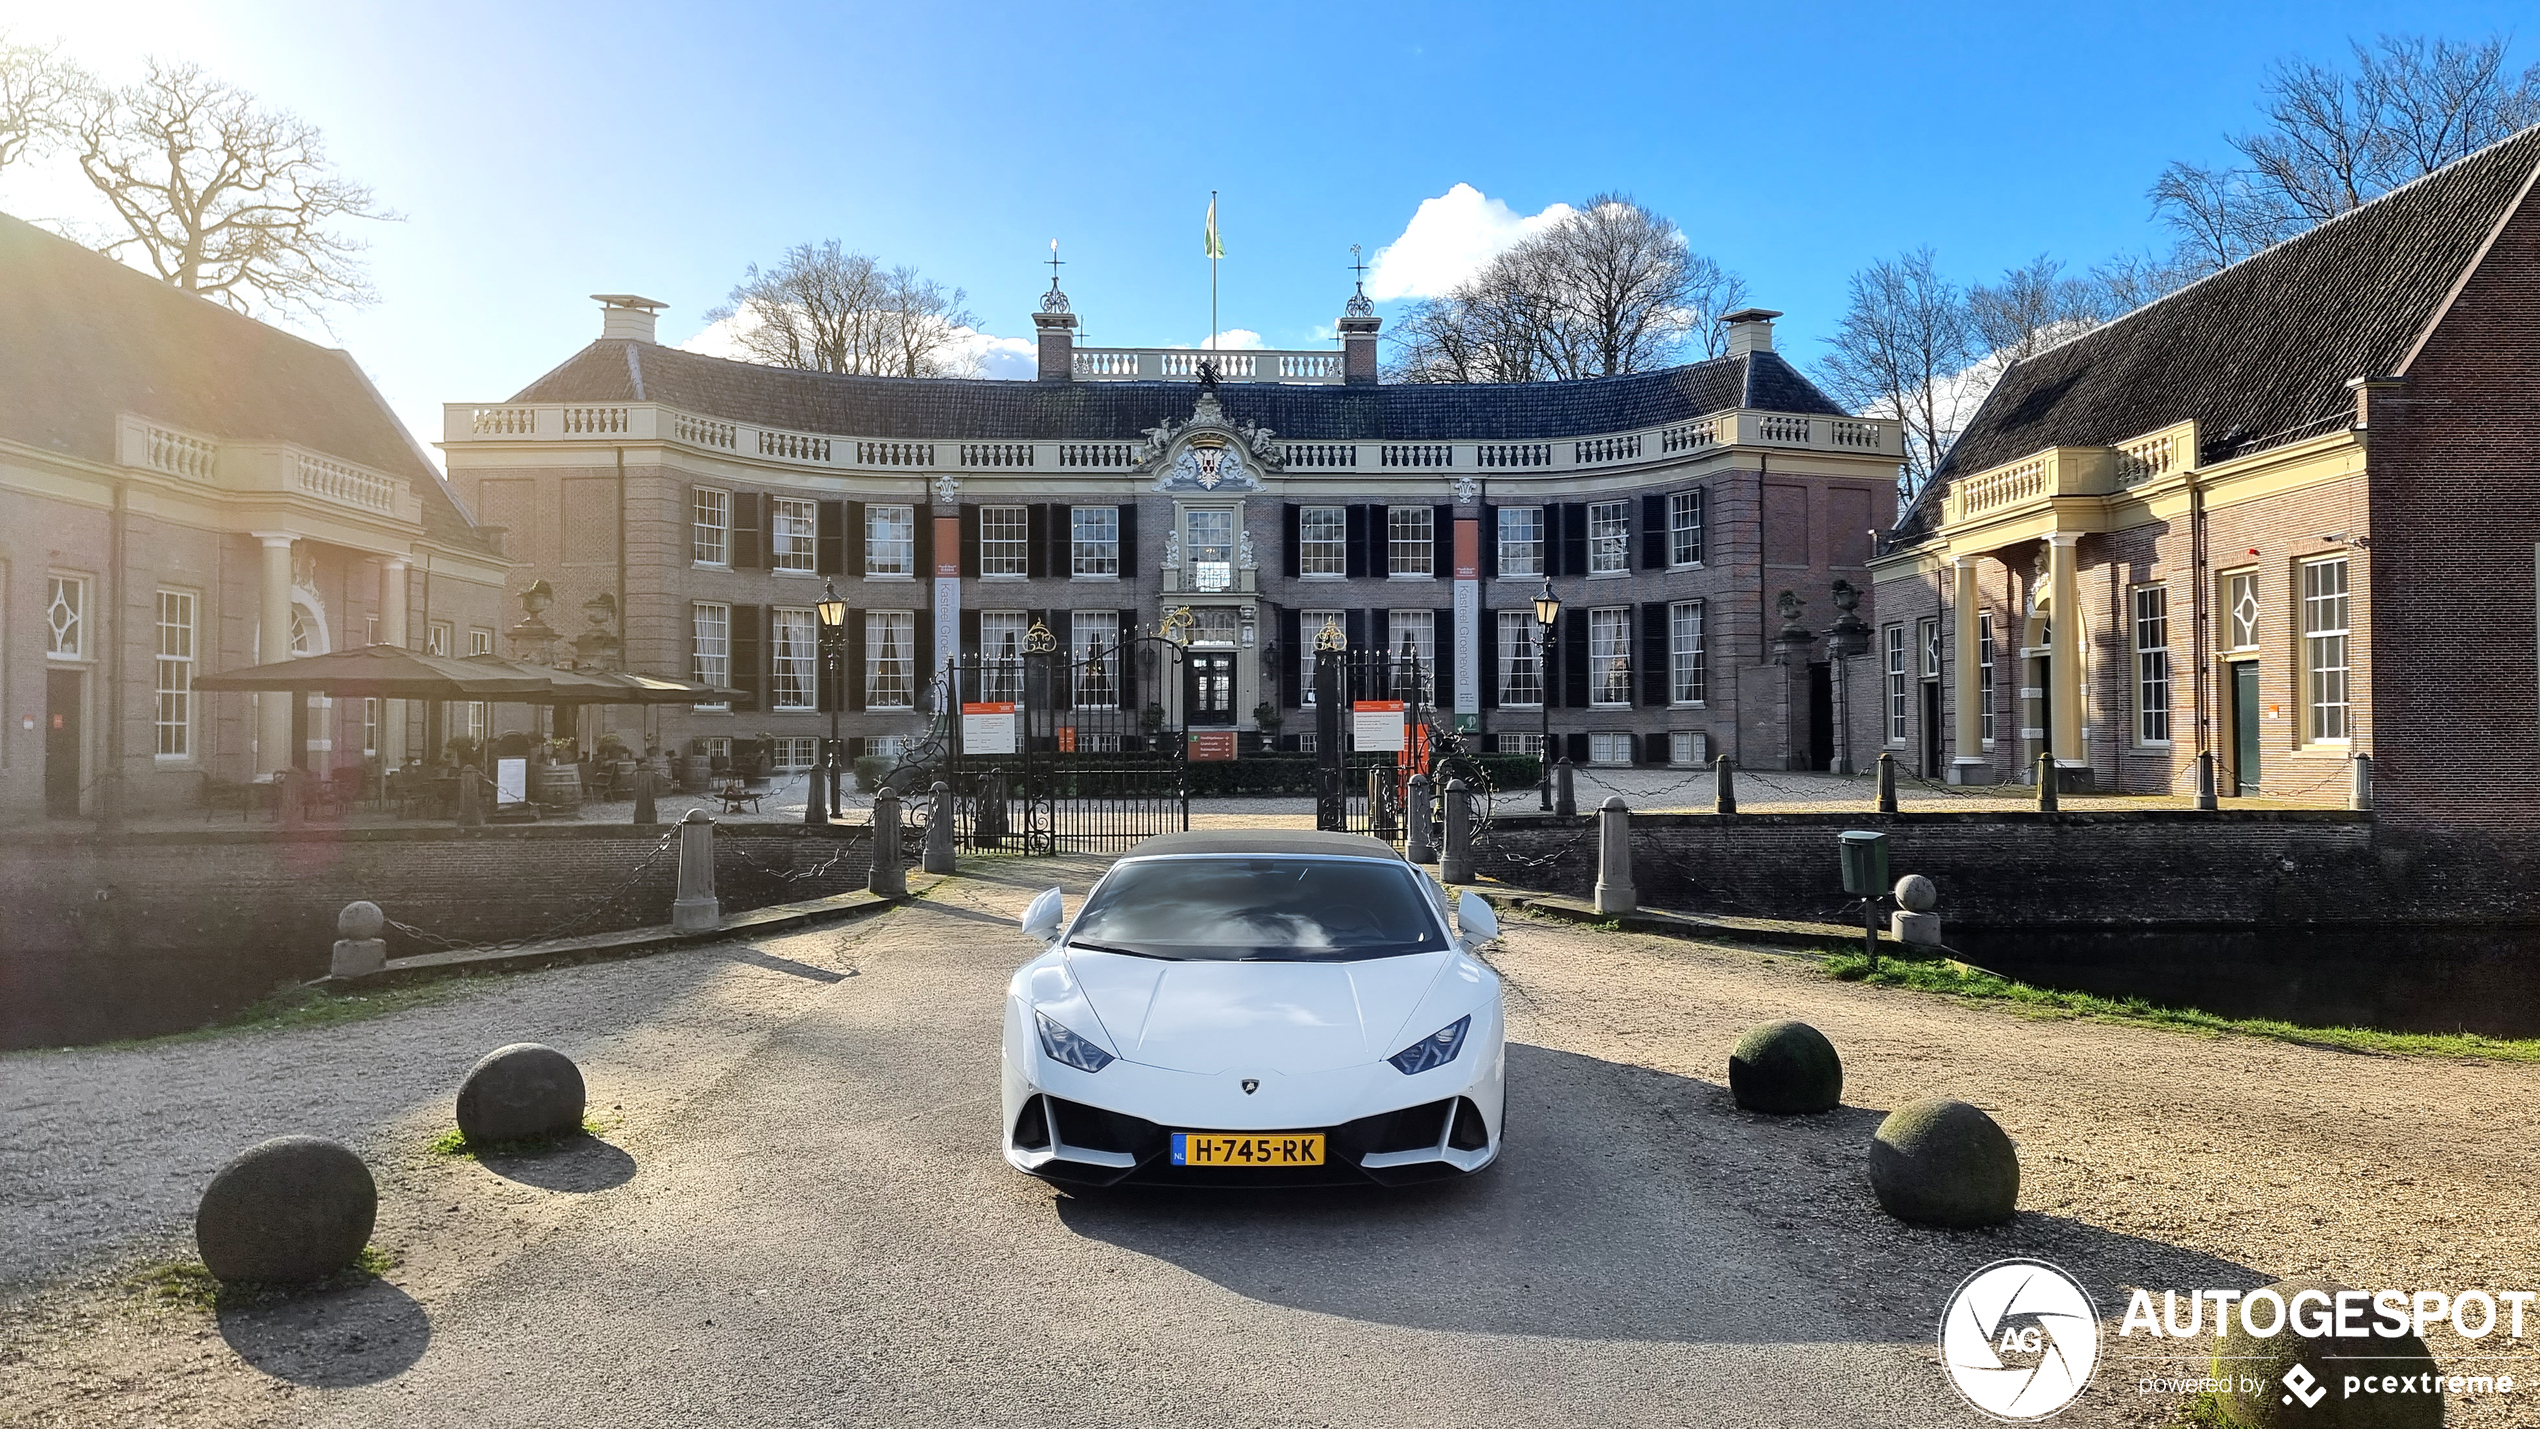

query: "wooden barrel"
left=532, top=760, right=583, bottom=810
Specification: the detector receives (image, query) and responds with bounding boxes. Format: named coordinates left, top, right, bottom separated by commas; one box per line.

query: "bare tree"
left=2153, top=33, right=2540, bottom=277
left=0, top=32, right=84, bottom=174
left=1384, top=193, right=1744, bottom=382
left=709, top=242, right=981, bottom=377
left=70, top=61, right=394, bottom=319
left=1967, top=254, right=2113, bottom=363
left=1816, top=247, right=1976, bottom=493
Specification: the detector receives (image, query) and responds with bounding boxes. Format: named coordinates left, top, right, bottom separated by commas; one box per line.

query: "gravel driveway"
left=3, top=865, right=2533, bottom=1427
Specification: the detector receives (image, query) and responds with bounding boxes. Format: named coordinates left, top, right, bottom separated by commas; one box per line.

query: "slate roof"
left=1897, top=122, right=2540, bottom=544
left=505, top=338, right=1849, bottom=442
left=0, top=211, right=494, bottom=555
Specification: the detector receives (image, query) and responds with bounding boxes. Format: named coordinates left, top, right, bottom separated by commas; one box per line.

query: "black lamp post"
left=807, top=581, right=849, bottom=825
left=1533, top=577, right=1561, bottom=810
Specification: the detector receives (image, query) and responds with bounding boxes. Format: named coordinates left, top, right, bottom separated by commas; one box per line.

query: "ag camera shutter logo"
left=1940, top=1259, right=2102, bottom=1421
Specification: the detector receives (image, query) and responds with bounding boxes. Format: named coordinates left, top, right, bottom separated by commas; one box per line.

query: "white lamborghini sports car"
left=1001, top=829, right=1507, bottom=1188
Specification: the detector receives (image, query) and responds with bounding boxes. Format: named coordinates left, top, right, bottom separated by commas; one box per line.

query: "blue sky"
left=3, top=0, right=2535, bottom=468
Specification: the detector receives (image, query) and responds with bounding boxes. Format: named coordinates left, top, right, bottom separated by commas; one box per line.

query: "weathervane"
left=1345, top=243, right=1374, bottom=318
left=1039, top=239, right=1071, bottom=315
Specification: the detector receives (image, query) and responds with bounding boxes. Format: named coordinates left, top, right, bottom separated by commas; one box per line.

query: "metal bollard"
left=331, top=900, right=387, bottom=978
left=2193, top=750, right=2218, bottom=811
left=1592, top=795, right=1636, bottom=916
left=633, top=764, right=659, bottom=826
left=1875, top=751, right=1898, bottom=813
left=1555, top=759, right=1577, bottom=818
left=2035, top=753, right=2059, bottom=812
left=1440, top=778, right=1475, bottom=885
left=1715, top=754, right=1737, bottom=815
left=457, top=763, right=484, bottom=827
left=2350, top=752, right=2373, bottom=811
left=670, top=808, right=720, bottom=932
left=1406, top=773, right=1436, bottom=863
left=867, top=786, right=908, bottom=898
left=924, top=781, right=957, bottom=874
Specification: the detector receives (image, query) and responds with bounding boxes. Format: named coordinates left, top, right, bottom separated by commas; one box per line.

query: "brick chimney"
left=593, top=294, right=666, bottom=344
left=1722, top=307, right=1782, bottom=360
left=1033, top=287, right=1077, bottom=383
left=1339, top=289, right=1381, bottom=386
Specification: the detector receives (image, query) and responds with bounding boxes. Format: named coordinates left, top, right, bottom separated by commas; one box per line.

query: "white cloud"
left=1365, top=184, right=1575, bottom=301
left=676, top=312, right=1035, bottom=379
left=1166, top=328, right=1267, bottom=351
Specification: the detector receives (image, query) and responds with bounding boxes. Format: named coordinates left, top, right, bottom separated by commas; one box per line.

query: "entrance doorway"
left=1187, top=652, right=1236, bottom=726
left=45, top=669, right=82, bottom=817
left=1806, top=663, right=1834, bottom=770
left=2229, top=661, right=2260, bottom=796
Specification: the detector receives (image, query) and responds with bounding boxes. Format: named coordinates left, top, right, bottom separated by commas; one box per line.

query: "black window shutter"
left=1478, top=504, right=1499, bottom=579
left=1118, top=504, right=1140, bottom=578
left=845, top=611, right=866, bottom=711
left=1565, top=732, right=1590, bottom=766
left=1432, top=605, right=1454, bottom=704
left=959, top=504, right=982, bottom=579
left=844, top=501, right=866, bottom=578
left=1642, top=493, right=1668, bottom=568
left=1344, top=609, right=1367, bottom=657
left=1282, top=504, right=1302, bottom=578
left=1560, top=503, right=1589, bottom=579
left=1025, top=505, right=1049, bottom=579
left=1562, top=608, right=1590, bottom=708
left=1049, top=504, right=1073, bottom=577
left=960, top=607, right=981, bottom=658
left=914, top=503, right=935, bottom=576
left=1278, top=607, right=1302, bottom=708
left=1369, top=506, right=1391, bottom=578
left=817, top=500, right=845, bottom=576
left=1644, top=732, right=1669, bottom=766
left=1432, top=504, right=1454, bottom=577
left=1478, top=609, right=1498, bottom=709
left=732, top=493, right=764, bottom=570
left=916, top=618, right=934, bottom=697
left=731, top=603, right=763, bottom=712
left=1344, top=505, right=1368, bottom=578
left=1642, top=603, right=1669, bottom=705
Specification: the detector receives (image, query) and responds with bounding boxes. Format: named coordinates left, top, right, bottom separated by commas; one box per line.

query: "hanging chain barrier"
left=382, top=823, right=684, bottom=957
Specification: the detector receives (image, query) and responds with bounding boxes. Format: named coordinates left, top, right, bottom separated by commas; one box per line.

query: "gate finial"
left=1022, top=620, right=1058, bottom=654
left=1313, top=616, right=1347, bottom=652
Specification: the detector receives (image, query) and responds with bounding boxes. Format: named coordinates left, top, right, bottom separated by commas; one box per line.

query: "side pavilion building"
left=442, top=285, right=1904, bottom=775
left=1868, top=123, right=2540, bottom=836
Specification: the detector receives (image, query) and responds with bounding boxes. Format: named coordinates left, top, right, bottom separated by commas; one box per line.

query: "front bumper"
left=1007, top=1093, right=1498, bottom=1188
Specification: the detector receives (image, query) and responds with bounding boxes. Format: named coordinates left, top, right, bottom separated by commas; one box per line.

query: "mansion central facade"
left=444, top=289, right=1901, bottom=773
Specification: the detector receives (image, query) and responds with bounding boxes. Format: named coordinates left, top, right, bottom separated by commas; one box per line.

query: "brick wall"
left=0, top=822, right=889, bottom=1047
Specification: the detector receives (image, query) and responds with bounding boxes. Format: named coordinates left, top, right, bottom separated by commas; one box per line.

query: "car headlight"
left=1035, top=1010, right=1115, bottom=1072
left=1387, top=1015, right=1471, bottom=1075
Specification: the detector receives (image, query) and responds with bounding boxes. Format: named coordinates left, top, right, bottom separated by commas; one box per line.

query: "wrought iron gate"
left=923, top=631, right=1191, bottom=854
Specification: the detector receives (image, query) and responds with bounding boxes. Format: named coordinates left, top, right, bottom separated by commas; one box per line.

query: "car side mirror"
left=1021, top=887, right=1065, bottom=944
left=1456, top=890, right=1499, bottom=947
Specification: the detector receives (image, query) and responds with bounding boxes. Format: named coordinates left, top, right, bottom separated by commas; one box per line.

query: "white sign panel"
left=495, top=757, right=528, bottom=805
left=1352, top=700, right=1405, bottom=753
left=962, top=703, right=1018, bottom=755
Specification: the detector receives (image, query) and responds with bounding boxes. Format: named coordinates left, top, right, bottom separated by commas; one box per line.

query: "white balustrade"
left=470, top=406, right=537, bottom=436
left=143, top=424, right=218, bottom=480
left=563, top=407, right=628, bottom=435
left=675, top=413, right=736, bottom=449
left=293, top=453, right=399, bottom=513
left=758, top=430, right=831, bottom=463
left=1284, top=443, right=1359, bottom=469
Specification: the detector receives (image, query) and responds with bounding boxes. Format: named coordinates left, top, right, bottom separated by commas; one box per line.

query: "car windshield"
left=1067, top=856, right=1445, bottom=962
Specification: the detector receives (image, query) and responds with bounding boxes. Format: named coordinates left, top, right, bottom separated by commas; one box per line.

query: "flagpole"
left=1210, top=189, right=1219, bottom=351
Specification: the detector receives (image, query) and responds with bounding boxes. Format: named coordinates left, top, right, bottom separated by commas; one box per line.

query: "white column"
left=2046, top=532, right=2084, bottom=769
left=255, top=533, right=296, bottom=778
left=381, top=558, right=410, bottom=761
left=1950, top=555, right=1989, bottom=783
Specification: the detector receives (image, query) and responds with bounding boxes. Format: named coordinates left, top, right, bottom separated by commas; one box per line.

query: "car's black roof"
left=1119, top=829, right=1406, bottom=861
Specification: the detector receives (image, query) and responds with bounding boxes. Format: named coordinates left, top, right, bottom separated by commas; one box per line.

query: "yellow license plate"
left=1171, top=1132, right=1325, bottom=1167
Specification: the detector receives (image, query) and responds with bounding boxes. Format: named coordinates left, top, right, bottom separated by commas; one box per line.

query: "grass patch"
left=133, top=1244, right=395, bottom=1313
left=67, top=978, right=473, bottom=1054
left=426, top=1112, right=618, bottom=1158
left=2176, top=1391, right=2237, bottom=1427
left=1822, top=952, right=2540, bottom=1062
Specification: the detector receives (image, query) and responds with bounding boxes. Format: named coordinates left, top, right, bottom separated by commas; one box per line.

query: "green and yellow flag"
left=1204, top=194, right=1224, bottom=259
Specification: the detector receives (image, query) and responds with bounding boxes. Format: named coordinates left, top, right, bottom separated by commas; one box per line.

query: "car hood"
left=1063, top=948, right=1455, bottom=1075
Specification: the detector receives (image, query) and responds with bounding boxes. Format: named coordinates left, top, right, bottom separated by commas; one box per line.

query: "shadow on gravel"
left=1055, top=1043, right=2258, bottom=1345
left=478, top=1134, right=638, bottom=1193
left=217, top=1277, right=430, bottom=1386
left=722, top=946, right=852, bottom=983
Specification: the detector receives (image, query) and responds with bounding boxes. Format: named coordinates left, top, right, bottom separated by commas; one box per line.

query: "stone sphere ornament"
left=455, top=1043, right=587, bottom=1145
left=1868, top=1097, right=2019, bottom=1227
left=337, top=900, right=386, bottom=939
left=1728, top=1020, right=1844, bottom=1114
left=1892, top=874, right=1936, bottom=913
left=2215, top=1277, right=2443, bottom=1429
left=194, top=1135, right=377, bottom=1284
